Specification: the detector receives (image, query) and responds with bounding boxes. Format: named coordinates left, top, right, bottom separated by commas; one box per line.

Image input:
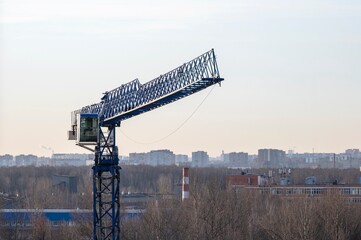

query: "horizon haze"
left=1, top=0, right=360, bottom=157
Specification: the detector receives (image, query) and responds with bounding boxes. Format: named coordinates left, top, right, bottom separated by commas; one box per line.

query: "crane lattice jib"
left=79, top=49, right=223, bottom=126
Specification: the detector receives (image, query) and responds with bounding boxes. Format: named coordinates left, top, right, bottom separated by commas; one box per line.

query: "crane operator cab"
left=68, top=113, right=98, bottom=145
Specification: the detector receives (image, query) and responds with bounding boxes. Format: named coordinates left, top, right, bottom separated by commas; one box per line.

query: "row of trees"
left=1, top=165, right=360, bottom=199
left=122, top=176, right=361, bottom=240
left=1, top=165, right=361, bottom=239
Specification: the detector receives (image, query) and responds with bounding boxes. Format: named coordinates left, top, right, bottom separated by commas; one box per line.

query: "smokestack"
left=182, top=167, right=189, bottom=201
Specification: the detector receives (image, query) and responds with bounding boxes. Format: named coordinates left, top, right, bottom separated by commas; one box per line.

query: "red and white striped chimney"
left=182, top=167, right=189, bottom=201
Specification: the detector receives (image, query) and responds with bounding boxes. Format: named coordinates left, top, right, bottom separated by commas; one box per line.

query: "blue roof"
left=0, top=209, right=143, bottom=223
left=0, top=209, right=92, bottom=222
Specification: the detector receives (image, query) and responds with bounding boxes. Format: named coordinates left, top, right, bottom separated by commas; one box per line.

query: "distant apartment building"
left=15, top=154, right=37, bottom=166
left=258, top=149, right=285, bottom=168
left=129, top=152, right=148, bottom=165
left=52, top=153, right=91, bottom=166
left=297, top=153, right=330, bottom=165
left=0, top=154, right=14, bottom=167
left=192, top=151, right=209, bottom=167
left=325, top=151, right=361, bottom=168
left=148, top=150, right=175, bottom=166
left=37, top=157, right=52, bottom=166
left=345, top=149, right=361, bottom=158
left=224, top=152, right=248, bottom=167
left=128, top=150, right=181, bottom=166
left=175, top=154, right=188, bottom=164
left=305, top=154, right=318, bottom=164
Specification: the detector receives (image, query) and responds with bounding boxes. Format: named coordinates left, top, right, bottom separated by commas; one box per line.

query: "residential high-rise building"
left=258, top=149, right=285, bottom=168
left=224, top=152, right=248, bottom=167
left=192, top=151, right=209, bottom=167
left=52, top=153, right=91, bottom=166
left=175, top=154, right=188, bottom=164
left=0, top=154, right=14, bottom=167
left=345, top=149, right=360, bottom=158
left=129, top=152, right=148, bottom=165
left=15, top=154, right=37, bottom=166
left=148, top=150, right=175, bottom=166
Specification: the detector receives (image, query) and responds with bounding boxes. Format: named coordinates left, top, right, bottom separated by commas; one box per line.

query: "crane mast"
left=68, top=49, right=224, bottom=240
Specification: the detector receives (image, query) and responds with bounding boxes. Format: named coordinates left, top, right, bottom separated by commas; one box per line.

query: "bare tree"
left=157, top=174, right=173, bottom=195
left=316, top=195, right=361, bottom=240
left=31, top=215, right=51, bottom=240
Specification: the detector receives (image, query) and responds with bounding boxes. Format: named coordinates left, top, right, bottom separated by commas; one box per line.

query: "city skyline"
left=1, top=0, right=360, bottom=157
left=1, top=147, right=359, bottom=159
left=1, top=148, right=360, bottom=170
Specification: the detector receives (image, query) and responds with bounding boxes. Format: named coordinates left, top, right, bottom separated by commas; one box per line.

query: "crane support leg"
left=92, top=125, right=120, bottom=240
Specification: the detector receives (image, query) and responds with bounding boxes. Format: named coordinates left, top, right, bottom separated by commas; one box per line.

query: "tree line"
left=122, top=173, right=361, bottom=240
left=1, top=165, right=361, bottom=239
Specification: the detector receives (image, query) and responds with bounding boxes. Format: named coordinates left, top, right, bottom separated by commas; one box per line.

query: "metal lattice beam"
left=79, top=49, right=223, bottom=125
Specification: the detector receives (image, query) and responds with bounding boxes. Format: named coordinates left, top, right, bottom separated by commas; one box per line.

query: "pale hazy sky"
left=0, top=0, right=360, bottom=157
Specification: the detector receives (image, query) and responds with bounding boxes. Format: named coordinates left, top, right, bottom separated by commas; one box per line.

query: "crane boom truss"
left=78, top=49, right=223, bottom=126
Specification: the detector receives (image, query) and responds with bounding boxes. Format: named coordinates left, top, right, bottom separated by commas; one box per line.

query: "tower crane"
left=68, top=49, right=224, bottom=240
